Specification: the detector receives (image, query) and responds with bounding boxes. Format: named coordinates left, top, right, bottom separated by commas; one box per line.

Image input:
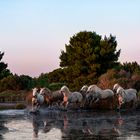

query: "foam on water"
left=0, top=109, right=26, bottom=116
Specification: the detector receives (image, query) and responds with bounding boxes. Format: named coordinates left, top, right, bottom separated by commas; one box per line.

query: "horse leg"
left=75, top=101, right=80, bottom=109
left=80, top=100, right=85, bottom=108
left=61, top=101, right=68, bottom=108
left=116, top=105, right=121, bottom=112
left=32, top=103, right=35, bottom=111
left=36, top=105, right=40, bottom=110
left=32, top=98, right=38, bottom=111
left=62, top=95, right=68, bottom=108
left=116, top=101, right=122, bottom=111
left=66, top=101, right=69, bottom=108
left=94, top=98, right=99, bottom=103
left=48, top=104, right=51, bottom=108
left=132, top=100, right=137, bottom=109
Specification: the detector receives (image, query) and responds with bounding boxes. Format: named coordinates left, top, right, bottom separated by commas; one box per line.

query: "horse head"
left=116, top=87, right=125, bottom=96
left=113, top=83, right=120, bottom=92
left=80, top=85, right=88, bottom=95
left=40, top=87, right=51, bottom=96
left=32, top=88, right=39, bottom=97
left=115, top=87, right=125, bottom=109
left=60, top=85, right=70, bottom=96
left=86, top=85, right=97, bottom=94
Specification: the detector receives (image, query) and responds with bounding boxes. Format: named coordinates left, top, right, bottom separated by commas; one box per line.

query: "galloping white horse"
left=60, top=85, right=83, bottom=108
left=113, top=84, right=137, bottom=109
left=32, top=88, right=44, bottom=111
left=80, top=85, right=88, bottom=97
left=86, top=85, right=114, bottom=105
left=113, top=83, right=120, bottom=92
left=40, top=87, right=63, bottom=107
left=80, top=85, right=89, bottom=107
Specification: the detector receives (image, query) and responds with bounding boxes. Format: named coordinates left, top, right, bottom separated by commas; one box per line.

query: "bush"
left=0, top=105, right=15, bottom=110
left=49, top=83, right=66, bottom=91
left=15, top=103, right=26, bottom=109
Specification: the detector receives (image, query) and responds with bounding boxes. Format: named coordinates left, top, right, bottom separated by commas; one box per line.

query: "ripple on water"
left=0, top=109, right=26, bottom=116
left=3, top=119, right=62, bottom=140
left=1, top=110, right=140, bottom=140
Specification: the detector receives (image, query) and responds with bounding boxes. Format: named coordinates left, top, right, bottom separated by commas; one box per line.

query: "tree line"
left=1, top=31, right=140, bottom=92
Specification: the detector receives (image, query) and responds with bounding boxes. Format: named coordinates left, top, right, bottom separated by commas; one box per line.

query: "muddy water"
left=0, top=109, right=140, bottom=140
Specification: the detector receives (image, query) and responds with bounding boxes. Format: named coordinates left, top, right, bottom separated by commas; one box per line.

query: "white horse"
left=114, top=85, right=137, bottom=109
left=80, top=85, right=89, bottom=107
left=80, top=85, right=88, bottom=97
left=113, top=83, right=120, bottom=92
left=86, top=85, right=114, bottom=105
left=60, top=85, right=83, bottom=108
left=40, top=87, right=63, bottom=107
left=32, top=88, right=44, bottom=111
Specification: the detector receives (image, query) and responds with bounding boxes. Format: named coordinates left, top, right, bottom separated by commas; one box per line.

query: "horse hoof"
left=116, top=108, right=120, bottom=112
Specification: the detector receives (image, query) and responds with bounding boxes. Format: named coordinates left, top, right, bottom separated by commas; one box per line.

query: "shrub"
left=49, top=83, right=66, bottom=91
left=15, top=103, right=26, bottom=109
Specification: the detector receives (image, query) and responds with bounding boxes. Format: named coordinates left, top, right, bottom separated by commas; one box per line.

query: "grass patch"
left=0, top=103, right=26, bottom=110
left=15, top=103, right=26, bottom=109
left=0, top=105, right=15, bottom=110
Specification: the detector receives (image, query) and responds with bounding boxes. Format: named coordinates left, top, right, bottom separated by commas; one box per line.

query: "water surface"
left=0, top=109, right=140, bottom=140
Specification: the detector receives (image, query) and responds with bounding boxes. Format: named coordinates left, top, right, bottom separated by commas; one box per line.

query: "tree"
left=0, top=51, right=11, bottom=79
left=0, top=75, right=21, bottom=91
left=19, top=75, right=33, bottom=90
left=47, top=68, right=65, bottom=83
left=59, top=31, right=121, bottom=89
left=121, top=61, right=140, bottom=74
left=34, top=73, right=49, bottom=88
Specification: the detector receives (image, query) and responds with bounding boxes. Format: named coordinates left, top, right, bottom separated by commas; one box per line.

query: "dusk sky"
left=0, top=0, right=140, bottom=77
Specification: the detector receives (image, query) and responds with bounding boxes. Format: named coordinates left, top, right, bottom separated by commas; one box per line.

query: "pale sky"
left=0, top=0, right=140, bottom=77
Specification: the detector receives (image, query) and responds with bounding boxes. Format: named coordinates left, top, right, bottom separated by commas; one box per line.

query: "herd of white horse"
left=32, top=83, right=138, bottom=111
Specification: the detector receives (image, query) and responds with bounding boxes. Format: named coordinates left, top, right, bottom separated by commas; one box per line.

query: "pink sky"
left=0, top=0, right=140, bottom=77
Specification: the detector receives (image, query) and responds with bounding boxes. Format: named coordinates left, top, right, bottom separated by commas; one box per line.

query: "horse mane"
left=40, top=87, right=52, bottom=96
left=90, top=85, right=102, bottom=93
left=32, top=88, right=39, bottom=96
left=81, top=85, right=88, bottom=91
left=113, top=83, right=120, bottom=91
left=116, top=87, right=125, bottom=95
left=61, top=86, right=70, bottom=95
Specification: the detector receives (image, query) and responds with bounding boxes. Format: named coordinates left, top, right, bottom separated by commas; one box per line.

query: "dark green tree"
left=0, top=51, right=11, bottom=79
left=0, top=74, right=34, bottom=92
left=59, top=31, right=121, bottom=89
left=0, top=74, right=21, bottom=91
left=19, top=75, right=33, bottom=90
left=34, top=73, right=49, bottom=88
left=121, top=61, right=140, bottom=74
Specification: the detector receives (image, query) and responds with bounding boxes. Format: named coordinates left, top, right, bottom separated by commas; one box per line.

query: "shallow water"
left=0, top=109, right=140, bottom=140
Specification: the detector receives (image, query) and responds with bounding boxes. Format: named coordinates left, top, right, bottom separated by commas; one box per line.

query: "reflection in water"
left=32, top=113, right=44, bottom=137
left=29, top=110, right=140, bottom=140
left=31, top=111, right=64, bottom=139
left=0, top=109, right=140, bottom=140
left=82, top=121, right=94, bottom=135
left=0, top=117, right=8, bottom=139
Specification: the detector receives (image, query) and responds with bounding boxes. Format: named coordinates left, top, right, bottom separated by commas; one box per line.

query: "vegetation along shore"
left=1, top=31, right=140, bottom=110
